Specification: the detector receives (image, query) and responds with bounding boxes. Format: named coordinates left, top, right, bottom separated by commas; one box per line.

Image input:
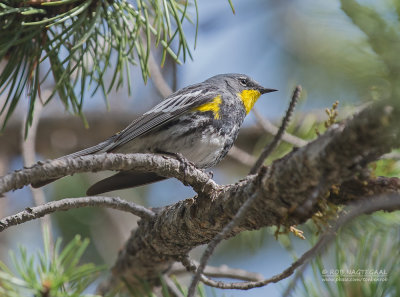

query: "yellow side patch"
left=238, top=90, right=261, bottom=114
left=193, top=95, right=222, bottom=119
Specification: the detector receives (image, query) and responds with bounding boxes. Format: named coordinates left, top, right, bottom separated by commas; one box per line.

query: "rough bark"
left=2, top=100, right=400, bottom=292
left=0, top=154, right=218, bottom=197
left=108, top=101, right=400, bottom=286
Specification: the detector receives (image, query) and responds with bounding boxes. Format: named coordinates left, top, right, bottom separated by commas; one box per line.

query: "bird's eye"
left=239, top=78, right=248, bottom=86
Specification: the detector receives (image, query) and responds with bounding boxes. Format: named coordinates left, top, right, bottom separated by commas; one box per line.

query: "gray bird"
left=33, top=73, right=277, bottom=195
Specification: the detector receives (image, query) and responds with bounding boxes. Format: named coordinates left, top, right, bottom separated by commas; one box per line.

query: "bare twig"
left=202, top=265, right=263, bottom=282
left=227, top=146, right=257, bottom=167
left=170, top=261, right=263, bottom=282
left=187, top=190, right=261, bottom=297
left=20, top=101, right=54, bottom=243
left=250, top=86, right=302, bottom=174
left=253, top=109, right=308, bottom=147
left=0, top=196, right=155, bottom=232
left=148, top=50, right=173, bottom=98
left=0, top=153, right=218, bottom=196
left=280, top=264, right=308, bottom=297
left=192, top=194, right=400, bottom=290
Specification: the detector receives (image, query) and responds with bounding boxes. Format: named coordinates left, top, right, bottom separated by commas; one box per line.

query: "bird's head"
left=205, top=73, right=277, bottom=114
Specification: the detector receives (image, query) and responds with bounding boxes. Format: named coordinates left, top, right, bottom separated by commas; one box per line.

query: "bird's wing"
left=102, top=83, right=219, bottom=152
left=60, top=139, right=116, bottom=158
left=57, top=84, right=219, bottom=158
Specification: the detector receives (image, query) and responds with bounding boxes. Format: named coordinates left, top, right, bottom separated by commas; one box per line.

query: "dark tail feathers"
left=86, top=171, right=167, bottom=195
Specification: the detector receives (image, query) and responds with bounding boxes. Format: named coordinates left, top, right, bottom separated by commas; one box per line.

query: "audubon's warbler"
left=33, top=73, right=276, bottom=195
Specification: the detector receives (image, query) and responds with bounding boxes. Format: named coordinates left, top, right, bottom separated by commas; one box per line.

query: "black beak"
left=260, top=87, right=278, bottom=94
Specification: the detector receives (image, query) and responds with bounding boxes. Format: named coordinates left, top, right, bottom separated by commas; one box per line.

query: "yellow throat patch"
left=193, top=95, right=222, bottom=119
left=238, top=90, right=261, bottom=114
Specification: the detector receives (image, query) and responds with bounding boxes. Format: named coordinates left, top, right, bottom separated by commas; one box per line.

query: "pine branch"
left=340, top=0, right=400, bottom=83
left=0, top=0, right=235, bottom=133
left=0, top=233, right=104, bottom=296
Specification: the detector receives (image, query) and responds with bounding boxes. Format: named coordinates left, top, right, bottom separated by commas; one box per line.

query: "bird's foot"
left=157, top=151, right=194, bottom=186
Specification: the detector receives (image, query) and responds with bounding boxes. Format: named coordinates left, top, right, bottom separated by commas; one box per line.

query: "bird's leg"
left=156, top=150, right=194, bottom=166
left=160, top=151, right=213, bottom=179
left=155, top=150, right=194, bottom=186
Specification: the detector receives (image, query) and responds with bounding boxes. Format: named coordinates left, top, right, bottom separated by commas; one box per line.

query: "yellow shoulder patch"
left=193, top=95, right=222, bottom=119
left=238, top=90, right=261, bottom=114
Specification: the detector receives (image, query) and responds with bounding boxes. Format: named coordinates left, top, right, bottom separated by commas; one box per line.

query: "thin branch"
left=194, top=194, right=400, bottom=290
left=0, top=196, right=155, bottom=232
left=170, top=261, right=263, bottom=282
left=187, top=190, right=262, bottom=297
left=250, top=86, right=302, bottom=174
left=148, top=50, right=173, bottom=98
left=20, top=100, right=54, bottom=244
left=280, top=263, right=307, bottom=297
left=253, top=109, right=308, bottom=147
left=227, top=146, right=256, bottom=167
left=0, top=153, right=218, bottom=196
left=21, top=102, right=42, bottom=169
left=202, top=265, right=263, bottom=282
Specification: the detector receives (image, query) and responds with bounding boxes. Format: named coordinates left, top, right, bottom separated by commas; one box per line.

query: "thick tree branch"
left=329, top=176, right=400, bottom=204
left=3, top=99, right=400, bottom=294
left=0, top=153, right=218, bottom=196
left=0, top=196, right=155, bottom=232
left=101, top=100, right=400, bottom=290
